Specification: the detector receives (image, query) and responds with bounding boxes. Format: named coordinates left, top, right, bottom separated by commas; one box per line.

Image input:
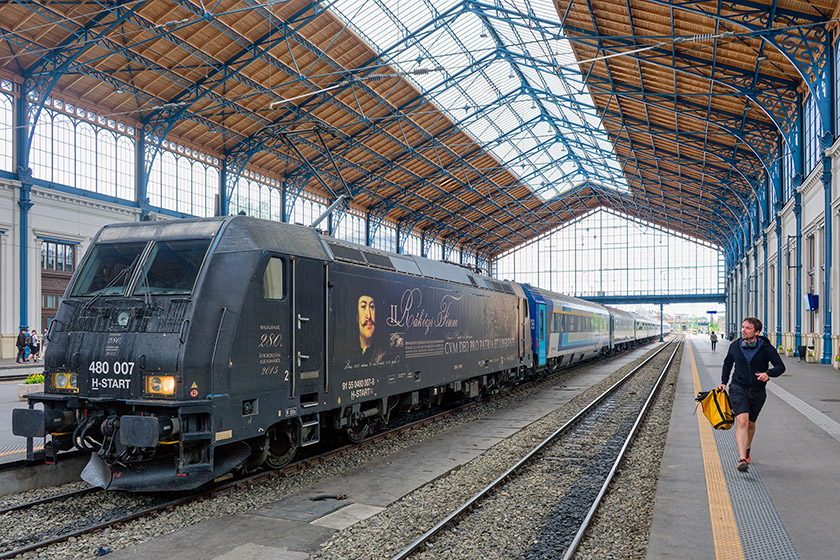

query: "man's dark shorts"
left=728, top=383, right=767, bottom=422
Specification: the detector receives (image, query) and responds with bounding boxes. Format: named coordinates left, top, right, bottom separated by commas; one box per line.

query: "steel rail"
left=0, top=486, right=100, bottom=516
left=389, top=338, right=678, bottom=560
left=0, top=492, right=197, bottom=560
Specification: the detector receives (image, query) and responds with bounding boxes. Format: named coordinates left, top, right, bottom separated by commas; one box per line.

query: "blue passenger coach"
left=520, top=284, right=611, bottom=367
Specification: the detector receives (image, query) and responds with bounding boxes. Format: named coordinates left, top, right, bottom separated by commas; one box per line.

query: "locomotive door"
left=536, top=303, right=546, bottom=366
left=292, top=258, right=325, bottom=401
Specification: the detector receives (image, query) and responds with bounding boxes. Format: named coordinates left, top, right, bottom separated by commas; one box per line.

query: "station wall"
left=0, top=177, right=139, bottom=358
left=729, top=142, right=840, bottom=363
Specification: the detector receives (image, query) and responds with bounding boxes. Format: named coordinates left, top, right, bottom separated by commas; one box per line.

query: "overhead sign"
left=706, top=310, right=717, bottom=314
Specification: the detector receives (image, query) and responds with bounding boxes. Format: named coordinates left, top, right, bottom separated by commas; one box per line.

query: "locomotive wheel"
left=343, top=420, right=370, bottom=443
left=265, top=425, right=298, bottom=469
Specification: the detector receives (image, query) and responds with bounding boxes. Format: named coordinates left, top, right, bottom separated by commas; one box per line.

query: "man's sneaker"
left=737, top=459, right=749, bottom=472
left=745, top=448, right=751, bottom=464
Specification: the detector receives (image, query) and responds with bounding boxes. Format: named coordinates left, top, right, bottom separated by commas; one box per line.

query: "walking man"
left=710, top=330, right=718, bottom=351
left=719, top=317, right=785, bottom=472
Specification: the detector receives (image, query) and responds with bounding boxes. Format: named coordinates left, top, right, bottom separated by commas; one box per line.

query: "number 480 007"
left=89, top=361, right=135, bottom=375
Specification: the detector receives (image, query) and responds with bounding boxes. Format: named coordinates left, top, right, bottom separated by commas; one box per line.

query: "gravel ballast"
left=2, top=342, right=679, bottom=560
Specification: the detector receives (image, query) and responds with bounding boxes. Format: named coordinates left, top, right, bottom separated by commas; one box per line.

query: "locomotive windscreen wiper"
left=82, top=253, right=142, bottom=310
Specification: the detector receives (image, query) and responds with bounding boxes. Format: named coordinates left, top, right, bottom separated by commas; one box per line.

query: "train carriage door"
left=536, top=303, right=546, bottom=366
left=519, top=299, right=526, bottom=359
left=292, top=258, right=325, bottom=403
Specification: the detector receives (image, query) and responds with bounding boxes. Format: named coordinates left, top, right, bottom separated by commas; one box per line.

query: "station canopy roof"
left=0, top=0, right=830, bottom=256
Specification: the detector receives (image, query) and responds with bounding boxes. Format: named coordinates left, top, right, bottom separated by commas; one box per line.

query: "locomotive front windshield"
left=132, top=239, right=212, bottom=295
left=70, top=242, right=147, bottom=297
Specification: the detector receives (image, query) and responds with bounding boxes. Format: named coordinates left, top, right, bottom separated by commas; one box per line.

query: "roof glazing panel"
left=329, top=0, right=628, bottom=200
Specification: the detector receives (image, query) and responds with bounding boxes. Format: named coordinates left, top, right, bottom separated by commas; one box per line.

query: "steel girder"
left=12, top=0, right=148, bottom=167
left=646, top=0, right=829, bottom=161
left=236, top=0, right=547, bottom=248
left=334, top=0, right=628, bottom=222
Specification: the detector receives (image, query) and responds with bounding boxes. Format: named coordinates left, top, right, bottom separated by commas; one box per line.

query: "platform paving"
left=103, top=346, right=654, bottom=560
left=647, top=333, right=840, bottom=560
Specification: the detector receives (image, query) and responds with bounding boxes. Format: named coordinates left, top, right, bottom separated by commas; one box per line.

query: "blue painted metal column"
left=14, top=88, right=31, bottom=328
left=280, top=180, right=287, bottom=222
left=736, top=261, right=742, bottom=326
left=793, top=189, right=803, bottom=356
left=218, top=163, right=227, bottom=217
left=754, top=245, right=759, bottom=317
left=136, top=133, right=150, bottom=220
left=776, top=218, right=783, bottom=346
left=762, top=234, right=768, bottom=329
left=820, top=134, right=833, bottom=363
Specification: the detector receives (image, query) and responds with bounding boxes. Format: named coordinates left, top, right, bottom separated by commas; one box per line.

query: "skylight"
left=328, top=0, right=629, bottom=200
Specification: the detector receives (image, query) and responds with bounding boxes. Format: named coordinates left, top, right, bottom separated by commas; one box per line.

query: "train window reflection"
left=70, top=242, right=147, bottom=297
left=262, top=257, right=284, bottom=300
left=133, top=239, right=211, bottom=296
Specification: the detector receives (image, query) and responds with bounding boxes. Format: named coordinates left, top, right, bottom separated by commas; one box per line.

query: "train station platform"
left=0, top=358, right=45, bottom=463
left=647, top=333, right=840, bottom=559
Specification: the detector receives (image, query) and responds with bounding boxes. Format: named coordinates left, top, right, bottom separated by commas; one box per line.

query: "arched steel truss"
left=0, top=0, right=834, bottom=266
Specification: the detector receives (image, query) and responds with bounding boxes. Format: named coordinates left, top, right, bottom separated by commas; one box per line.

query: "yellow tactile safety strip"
left=689, top=342, right=745, bottom=560
left=0, top=445, right=43, bottom=458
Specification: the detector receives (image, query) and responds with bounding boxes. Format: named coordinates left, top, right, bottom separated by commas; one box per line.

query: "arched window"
left=160, top=150, right=177, bottom=210
left=27, top=99, right=135, bottom=199
left=53, top=114, right=75, bottom=188
left=116, top=135, right=134, bottom=201
left=177, top=156, right=192, bottom=214
left=96, top=128, right=116, bottom=196
left=30, top=111, right=53, bottom=181
left=194, top=165, right=209, bottom=217
left=270, top=188, right=282, bottom=222
left=147, top=144, right=216, bottom=216
left=77, top=123, right=97, bottom=192
left=249, top=180, right=260, bottom=217
left=260, top=184, right=272, bottom=219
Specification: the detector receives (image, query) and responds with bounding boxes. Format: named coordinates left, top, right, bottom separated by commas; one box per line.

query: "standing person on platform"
left=15, top=327, right=28, bottom=364
left=30, top=330, right=41, bottom=361
left=710, top=331, right=718, bottom=351
left=719, top=317, right=785, bottom=472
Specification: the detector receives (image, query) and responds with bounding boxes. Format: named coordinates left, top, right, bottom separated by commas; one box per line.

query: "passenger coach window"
left=262, top=257, right=285, bottom=300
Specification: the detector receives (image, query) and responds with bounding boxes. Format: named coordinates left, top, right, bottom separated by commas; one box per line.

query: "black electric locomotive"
left=13, top=216, right=535, bottom=491
left=13, top=216, right=667, bottom=492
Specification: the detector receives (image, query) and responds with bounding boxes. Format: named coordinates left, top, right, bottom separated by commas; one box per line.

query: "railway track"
left=0, top=342, right=664, bottom=559
left=388, top=338, right=681, bottom=560
left=0, top=349, right=599, bottom=559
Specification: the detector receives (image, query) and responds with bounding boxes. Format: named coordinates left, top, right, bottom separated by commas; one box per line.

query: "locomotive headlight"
left=146, top=375, right=176, bottom=396
left=117, top=311, right=130, bottom=326
left=52, top=372, right=78, bottom=392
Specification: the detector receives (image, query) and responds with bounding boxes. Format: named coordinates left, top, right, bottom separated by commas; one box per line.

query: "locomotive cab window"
left=70, top=241, right=147, bottom=297
left=132, top=239, right=212, bottom=296
left=262, top=257, right=285, bottom=300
